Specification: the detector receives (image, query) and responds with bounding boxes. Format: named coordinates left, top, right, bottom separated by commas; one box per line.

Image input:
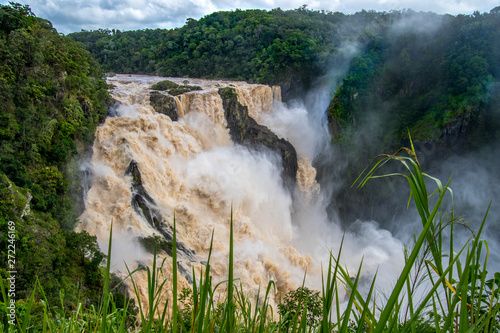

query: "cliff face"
left=145, top=81, right=298, bottom=189
left=78, top=75, right=313, bottom=307
left=0, top=3, right=113, bottom=308
left=325, top=80, right=500, bottom=226
left=149, top=92, right=179, bottom=121
left=218, top=87, right=298, bottom=188
left=326, top=10, right=500, bottom=165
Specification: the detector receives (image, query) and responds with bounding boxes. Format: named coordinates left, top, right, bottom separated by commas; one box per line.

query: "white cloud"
left=0, top=0, right=497, bottom=34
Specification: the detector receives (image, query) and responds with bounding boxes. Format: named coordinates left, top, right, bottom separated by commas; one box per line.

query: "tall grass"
left=348, top=142, right=499, bottom=332
left=2, top=144, right=499, bottom=332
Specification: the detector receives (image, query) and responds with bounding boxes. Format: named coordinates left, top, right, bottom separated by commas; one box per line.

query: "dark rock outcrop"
left=177, top=261, right=193, bottom=284
left=218, top=87, right=298, bottom=188
left=149, top=91, right=179, bottom=121
left=125, top=160, right=196, bottom=264
left=106, top=98, right=121, bottom=117
left=125, top=160, right=162, bottom=229
left=155, top=223, right=196, bottom=261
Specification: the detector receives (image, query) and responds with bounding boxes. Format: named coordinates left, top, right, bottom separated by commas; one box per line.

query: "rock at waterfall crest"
left=218, top=87, right=298, bottom=188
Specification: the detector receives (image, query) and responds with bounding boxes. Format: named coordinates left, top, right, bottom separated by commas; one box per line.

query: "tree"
left=278, top=287, right=322, bottom=328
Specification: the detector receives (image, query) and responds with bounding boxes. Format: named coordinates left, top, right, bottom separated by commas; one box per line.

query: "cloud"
left=1, top=0, right=497, bottom=34
left=6, top=0, right=211, bottom=33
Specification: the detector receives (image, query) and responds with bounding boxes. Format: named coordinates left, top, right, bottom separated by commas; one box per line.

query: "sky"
left=1, top=0, right=498, bottom=34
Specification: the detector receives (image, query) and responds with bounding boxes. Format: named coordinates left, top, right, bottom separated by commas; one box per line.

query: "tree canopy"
left=69, top=8, right=394, bottom=91
left=0, top=2, right=110, bottom=311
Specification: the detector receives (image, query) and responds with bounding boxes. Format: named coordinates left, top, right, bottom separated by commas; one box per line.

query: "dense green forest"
left=323, top=9, right=500, bottom=222
left=68, top=7, right=393, bottom=92
left=2, top=2, right=500, bottom=330
left=328, top=8, right=500, bottom=153
left=69, top=7, right=500, bottom=224
left=69, top=6, right=500, bottom=154
left=0, top=2, right=111, bottom=314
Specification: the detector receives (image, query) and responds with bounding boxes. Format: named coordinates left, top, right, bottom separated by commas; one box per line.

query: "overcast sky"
left=1, top=0, right=498, bottom=34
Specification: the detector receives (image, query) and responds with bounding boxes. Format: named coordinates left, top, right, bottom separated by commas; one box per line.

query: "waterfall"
left=77, top=74, right=407, bottom=309
left=77, top=75, right=318, bottom=306
left=272, top=85, right=282, bottom=103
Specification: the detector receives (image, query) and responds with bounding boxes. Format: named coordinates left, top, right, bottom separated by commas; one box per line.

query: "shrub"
left=150, top=80, right=179, bottom=91
left=278, top=286, right=322, bottom=328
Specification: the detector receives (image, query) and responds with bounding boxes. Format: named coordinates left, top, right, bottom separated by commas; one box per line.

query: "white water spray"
left=78, top=74, right=406, bottom=308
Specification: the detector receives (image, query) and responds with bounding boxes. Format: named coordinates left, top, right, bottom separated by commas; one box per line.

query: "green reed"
left=2, top=141, right=499, bottom=332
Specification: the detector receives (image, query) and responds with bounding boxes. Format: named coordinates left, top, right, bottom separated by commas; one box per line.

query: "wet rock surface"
left=149, top=91, right=179, bottom=121
left=125, top=160, right=162, bottom=229
left=218, top=87, right=298, bottom=188
left=126, top=160, right=196, bottom=269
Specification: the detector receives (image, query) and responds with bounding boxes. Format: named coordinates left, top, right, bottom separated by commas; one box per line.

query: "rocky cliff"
left=218, top=87, right=298, bottom=189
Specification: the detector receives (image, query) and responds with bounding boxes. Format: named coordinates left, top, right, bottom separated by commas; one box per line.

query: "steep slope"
left=324, top=9, right=500, bottom=223
left=0, top=3, right=111, bottom=310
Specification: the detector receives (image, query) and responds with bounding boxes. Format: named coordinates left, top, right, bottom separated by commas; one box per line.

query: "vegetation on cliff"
left=328, top=9, right=500, bottom=153
left=69, top=7, right=500, bottom=153
left=68, top=7, right=390, bottom=92
left=0, top=2, right=110, bottom=312
left=151, top=79, right=202, bottom=96
left=4, top=151, right=499, bottom=331
left=1, top=2, right=499, bottom=331
left=322, top=9, right=500, bottom=223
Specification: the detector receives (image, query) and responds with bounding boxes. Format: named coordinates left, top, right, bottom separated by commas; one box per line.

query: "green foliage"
left=329, top=10, right=500, bottom=149
left=2, top=158, right=499, bottom=332
left=151, top=79, right=179, bottom=90
left=0, top=173, right=105, bottom=315
left=0, top=1, right=110, bottom=216
left=68, top=8, right=389, bottom=88
left=349, top=141, right=500, bottom=332
left=168, top=85, right=202, bottom=96
left=0, top=2, right=111, bottom=319
left=1, top=4, right=499, bottom=332
left=327, top=11, right=500, bottom=224
left=278, top=286, right=322, bottom=328
left=150, top=79, right=202, bottom=95
left=138, top=235, right=173, bottom=254
left=4, top=165, right=499, bottom=332
left=0, top=2, right=37, bottom=36
left=178, top=287, right=195, bottom=330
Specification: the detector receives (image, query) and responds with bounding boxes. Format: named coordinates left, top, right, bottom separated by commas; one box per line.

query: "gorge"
left=2, top=3, right=499, bottom=329
left=77, top=74, right=407, bottom=307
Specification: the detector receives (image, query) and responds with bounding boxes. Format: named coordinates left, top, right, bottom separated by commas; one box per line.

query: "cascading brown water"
left=77, top=75, right=319, bottom=308
left=78, top=74, right=408, bottom=313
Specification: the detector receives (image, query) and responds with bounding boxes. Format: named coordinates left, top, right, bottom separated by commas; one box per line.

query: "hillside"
left=324, top=9, right=500, bottom=222
left=68, top=8, right=393, bottom=96
left=328, top=9, right=500, bottom=152
left=0, top=2, right=111, bottom=312
left=69, top=8, right=500, bottom=152
left=69, top=7, right=500, bottom=224
left=0, top=4, right=500, bottom=324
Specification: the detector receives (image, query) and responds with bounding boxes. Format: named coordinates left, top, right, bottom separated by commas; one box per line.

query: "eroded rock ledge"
left=218, top=87, right=298, bottom=188
left=125, top=160, right=196, bottom=266
left=149, top=91, right=179, bottom=121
